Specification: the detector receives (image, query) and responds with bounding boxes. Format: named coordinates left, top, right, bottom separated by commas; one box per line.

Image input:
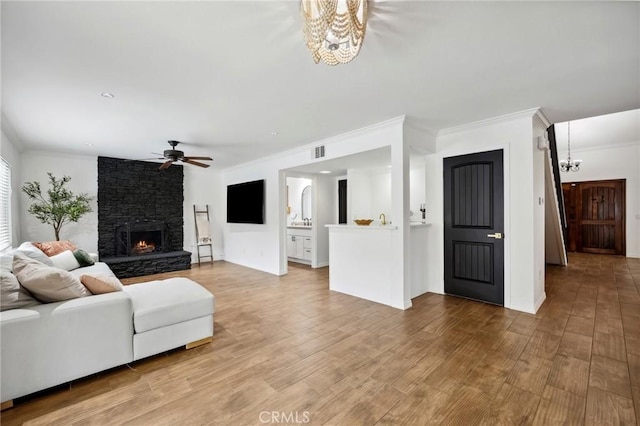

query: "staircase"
left=545, top=125, right=568, bottom=266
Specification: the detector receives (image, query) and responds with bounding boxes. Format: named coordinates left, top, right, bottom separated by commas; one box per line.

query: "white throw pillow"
left=1, top=268, right=41, bottom=311
left=12, top=252, right=91, bottom=303
left=80, top=274, right=124, bottom=294
left=49, top=250, right=82, bottom=271
left=16, top=242, right=54, bottom=266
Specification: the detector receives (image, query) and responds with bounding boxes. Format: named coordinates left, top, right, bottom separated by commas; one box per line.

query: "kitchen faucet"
left=379, top=213, right=386, bottom=225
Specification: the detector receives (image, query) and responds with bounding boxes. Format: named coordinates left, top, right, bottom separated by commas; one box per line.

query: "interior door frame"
left=438, top=143, right=512, bottom=309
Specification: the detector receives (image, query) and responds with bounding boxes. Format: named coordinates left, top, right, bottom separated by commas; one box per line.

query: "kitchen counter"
left=325, top=224, right=398, bottom=230
left=410, top=222, right=432, bottom=228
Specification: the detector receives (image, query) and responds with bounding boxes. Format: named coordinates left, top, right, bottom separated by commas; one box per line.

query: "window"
left=0, top=157, right=11, bottom=251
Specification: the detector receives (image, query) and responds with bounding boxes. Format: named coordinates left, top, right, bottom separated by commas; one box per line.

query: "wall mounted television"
left=227, top=179, right=265, bottom=224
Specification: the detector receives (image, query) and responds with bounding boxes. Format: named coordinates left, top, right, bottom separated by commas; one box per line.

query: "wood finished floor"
left=2, top=253, right=639, bottom=425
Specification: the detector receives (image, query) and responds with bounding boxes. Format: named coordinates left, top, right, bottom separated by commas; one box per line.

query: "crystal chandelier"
left=300, top=0, right=368, bottom=65
left=559, top=121, right=582, bottom=172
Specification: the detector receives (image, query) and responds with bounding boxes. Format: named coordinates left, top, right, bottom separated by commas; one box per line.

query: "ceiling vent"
left=313, top=145, right=325, bottom=159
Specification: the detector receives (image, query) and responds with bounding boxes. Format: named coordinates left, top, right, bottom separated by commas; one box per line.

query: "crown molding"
left=533, top=108, right=551, bottom=129
left=438, top=107, right=544, bottom=136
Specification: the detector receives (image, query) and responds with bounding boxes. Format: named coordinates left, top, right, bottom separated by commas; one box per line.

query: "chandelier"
left=300, top=0, right=368, bottom=65
left=559, top=121, right=582, bottom=172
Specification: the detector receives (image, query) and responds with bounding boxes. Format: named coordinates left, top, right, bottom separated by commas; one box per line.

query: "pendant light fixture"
left=559, top=121, right=582, bottom=172
left=300, top=0, right=368, bottom=66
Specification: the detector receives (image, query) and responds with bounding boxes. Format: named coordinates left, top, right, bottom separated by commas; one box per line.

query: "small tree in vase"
left=22, top=173, right=93, bottom=241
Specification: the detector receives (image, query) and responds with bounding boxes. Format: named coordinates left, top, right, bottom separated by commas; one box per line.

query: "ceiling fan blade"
left=159, top=160, right=174, bottom=170
left=183, top=156, right=213, bottom=161
left=183, top=159, right=210, bottom=168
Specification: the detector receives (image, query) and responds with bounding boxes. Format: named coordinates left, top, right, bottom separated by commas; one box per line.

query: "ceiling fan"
left=147, top=140, right=213, bottom=170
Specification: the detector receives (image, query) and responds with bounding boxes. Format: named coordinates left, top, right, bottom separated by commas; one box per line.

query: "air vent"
left=313, top=145, right=325, bottom=159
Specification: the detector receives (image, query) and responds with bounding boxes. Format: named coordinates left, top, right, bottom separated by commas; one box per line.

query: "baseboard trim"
left=1, top=400, right=14, bottom=411
left=534, top=292, right=547, bottom=313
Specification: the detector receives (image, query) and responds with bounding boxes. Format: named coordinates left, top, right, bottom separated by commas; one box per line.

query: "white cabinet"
left=288, top=234, right=305, bottom=259
left=303, top=237, right=312, bottom=260
left=287, top=229, right=313, bottom=263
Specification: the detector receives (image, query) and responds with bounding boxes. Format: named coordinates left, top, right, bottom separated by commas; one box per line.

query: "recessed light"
left=101, top=92, right=115, bottom=99
left=319, top=170, right=331, bottom=174
left=270, top=131, right=279, bottom=136
left=85, top=143, right=94, bottom=147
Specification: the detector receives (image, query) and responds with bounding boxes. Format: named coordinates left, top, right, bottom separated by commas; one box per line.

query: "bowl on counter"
left=353, top=219, right=374, bottom=226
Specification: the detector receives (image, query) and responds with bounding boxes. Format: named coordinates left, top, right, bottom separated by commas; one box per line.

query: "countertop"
left=287, top=225, right=312, bottom=229
left=325, top=222, right=431, bottom=230
left=410, top=222, right=432, bottom=228
left=326, top=224, right=398, bottom=230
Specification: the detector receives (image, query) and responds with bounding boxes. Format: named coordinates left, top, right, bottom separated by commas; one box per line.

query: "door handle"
left=487, top=233, right=503, bottom=239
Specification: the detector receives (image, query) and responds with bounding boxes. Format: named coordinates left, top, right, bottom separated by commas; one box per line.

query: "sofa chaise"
left=0, top=244, right=215, bottom=408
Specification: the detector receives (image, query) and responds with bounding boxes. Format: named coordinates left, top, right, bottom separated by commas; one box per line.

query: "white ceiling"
left=2, top=1, right=639, bottom=170
left=555, top=109, right=640, bottom=152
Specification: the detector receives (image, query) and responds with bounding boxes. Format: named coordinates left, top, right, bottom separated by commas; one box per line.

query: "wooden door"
left=444, top=149, right=504, bottom=306
left=562, top=180, right=625, bottom=255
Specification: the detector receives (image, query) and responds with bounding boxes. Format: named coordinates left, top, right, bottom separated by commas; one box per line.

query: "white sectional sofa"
left=0, top=248, right=215, bottom=407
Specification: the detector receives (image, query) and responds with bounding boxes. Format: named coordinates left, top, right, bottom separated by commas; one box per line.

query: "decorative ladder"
left=193, top=205, right=213, bottom=265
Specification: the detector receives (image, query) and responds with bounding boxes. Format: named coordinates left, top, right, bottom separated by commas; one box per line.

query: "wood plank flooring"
left=1, top=253, right=639, bottom=425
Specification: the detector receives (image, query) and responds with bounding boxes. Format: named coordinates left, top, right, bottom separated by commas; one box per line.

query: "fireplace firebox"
left=115, top=221, right=168, bottom=256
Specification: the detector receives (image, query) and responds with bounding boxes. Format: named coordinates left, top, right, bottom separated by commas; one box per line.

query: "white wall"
left=20, top=151, right=98, bottom=252
left=425, top=109, right=549, bottom=314
left=183, top=165, right=224, bottom=262
left=559, top=143, right=640, bottom=258
left=346, top=160, right=426, bottom=225
left=0, top=130, right=23, bottom=247
left=314, top=175, right=333, bottom=268
left=532, top=116, right=549, bottom=308
left=348, top=167, right=392, bottom=223
left=410, top=159, right=427, bottom=222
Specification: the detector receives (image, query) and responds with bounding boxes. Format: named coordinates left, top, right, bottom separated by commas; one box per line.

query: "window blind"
left=0, top=158, right=12, bottom=251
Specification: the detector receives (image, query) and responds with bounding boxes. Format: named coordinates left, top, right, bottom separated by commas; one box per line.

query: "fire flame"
left=133, top=240, right=155, bottom=254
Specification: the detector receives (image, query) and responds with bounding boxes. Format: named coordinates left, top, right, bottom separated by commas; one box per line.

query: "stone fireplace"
left=97, top=157, right=191, bottom=278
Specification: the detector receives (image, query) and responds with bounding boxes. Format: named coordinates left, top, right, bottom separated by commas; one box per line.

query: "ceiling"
left=2, top=1, right=639, bottom=170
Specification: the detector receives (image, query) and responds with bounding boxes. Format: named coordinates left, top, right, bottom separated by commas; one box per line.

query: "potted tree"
left=22, top=173, right=93, bottom=241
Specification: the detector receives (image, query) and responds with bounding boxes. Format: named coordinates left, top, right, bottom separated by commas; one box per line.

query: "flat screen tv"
left=227, top=179, right=265, bottom=224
